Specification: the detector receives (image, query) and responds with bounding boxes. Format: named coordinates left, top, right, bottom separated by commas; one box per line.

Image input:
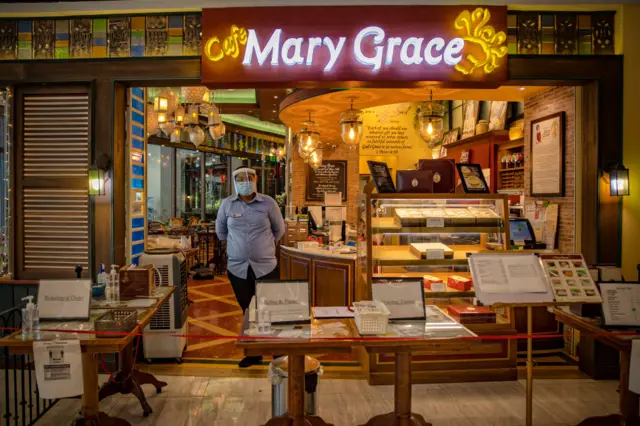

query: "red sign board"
left=201, top=6, right=508, bottom=87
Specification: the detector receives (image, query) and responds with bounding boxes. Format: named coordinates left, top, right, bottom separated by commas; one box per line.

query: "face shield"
left=232, top=168, right=257, bottom=196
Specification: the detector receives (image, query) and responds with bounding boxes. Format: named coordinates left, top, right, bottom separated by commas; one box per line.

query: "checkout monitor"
left=509, top=218, right=537, bottom=248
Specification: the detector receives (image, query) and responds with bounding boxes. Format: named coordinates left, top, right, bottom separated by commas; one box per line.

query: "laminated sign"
left=33, top=340, right=83, bottom=399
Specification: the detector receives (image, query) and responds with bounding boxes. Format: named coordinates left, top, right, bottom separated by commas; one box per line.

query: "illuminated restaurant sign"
left=201, top=6, right=508, bottom=86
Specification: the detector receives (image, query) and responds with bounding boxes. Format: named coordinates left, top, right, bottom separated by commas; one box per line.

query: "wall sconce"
left=609, top=163, right=630, bottom=196
left=88, top=154, right=110, bottom=197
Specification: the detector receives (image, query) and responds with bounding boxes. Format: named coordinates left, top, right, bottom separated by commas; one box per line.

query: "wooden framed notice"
left=530, top=112, right=565, bottom=197
left=306, top=160, right=347, bottom=202
left=461, top=100, right=480, bottom=139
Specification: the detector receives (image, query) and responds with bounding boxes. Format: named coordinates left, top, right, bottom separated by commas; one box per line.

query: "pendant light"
left=308, top=147, right=323, bottom=169
left=207, top=103, right=226, bottom=141
left=418, top=90, right=445, bottom=147
left=183, top=105, right=205, bottom=147
left=298, top=112, right=320, bottom=162
left=340, top=97, right=363, bottom=149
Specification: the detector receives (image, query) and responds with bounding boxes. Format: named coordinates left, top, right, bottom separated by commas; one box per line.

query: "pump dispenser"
left=21, top=295, right=39, bottom=340
left=109, top=265, right=119, bottom=303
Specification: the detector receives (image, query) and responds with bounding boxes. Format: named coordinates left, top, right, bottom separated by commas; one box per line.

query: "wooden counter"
left=279, top=245, right=356, bottom=307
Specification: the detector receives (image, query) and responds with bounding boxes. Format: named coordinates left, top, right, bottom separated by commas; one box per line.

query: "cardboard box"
left=447, top=305, right=496, bottom=324
left=447, top=275, right=473, bottom=291
left=423, top=275, right=445, bottom=290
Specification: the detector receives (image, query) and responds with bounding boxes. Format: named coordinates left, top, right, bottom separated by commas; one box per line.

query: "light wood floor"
left=34, top=376, right=620, bottom=426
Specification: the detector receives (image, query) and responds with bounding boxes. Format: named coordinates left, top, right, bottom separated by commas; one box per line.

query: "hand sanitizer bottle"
left=110, top=265, right=120, bottom=303
left=21, top=296, right=39, bottom=340
left=97, top=263, right=108, bottom=300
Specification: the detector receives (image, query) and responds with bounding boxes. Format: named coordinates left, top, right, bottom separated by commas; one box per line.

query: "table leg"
left=526, top=306, right=533, bottom=426
left=263, top=354, right=333, bottom=426
left=360, top=351, right=430, bottom=426
left=98, top=342, right=167, bottom=417
left=74, top=352, right=130, bottom=426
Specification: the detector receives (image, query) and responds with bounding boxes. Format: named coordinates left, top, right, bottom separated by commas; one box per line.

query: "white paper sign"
left=427, top=217, right=445, bottom=228
left=630, top=340, right=640, bottom=394
left=38, top=280, right=92, bottom=320
left=372, top=279, right=425, bottom=320
left=601, top=283, right=640, bottom=326
left=430, top=282, right=446, bottom=292
left=426, top=250, right=445, bottom=260
left=33, top=340, right=83, bottom=399
left=324, top=192, right=342, bottom=206
left=256, top=280, right=310, bottom=323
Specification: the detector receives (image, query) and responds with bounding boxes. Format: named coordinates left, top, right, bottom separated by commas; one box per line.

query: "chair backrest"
left=169, top=217, right=185, bottom=227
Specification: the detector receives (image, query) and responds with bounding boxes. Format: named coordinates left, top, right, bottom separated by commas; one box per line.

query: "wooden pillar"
left=93, top=80, right=127, bottom=271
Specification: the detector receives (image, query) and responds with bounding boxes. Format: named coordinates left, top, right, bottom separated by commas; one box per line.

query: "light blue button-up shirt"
left=215, top=193, right=285, bottom=279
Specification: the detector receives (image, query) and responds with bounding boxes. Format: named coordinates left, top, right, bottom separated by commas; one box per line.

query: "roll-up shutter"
left=15, top=86, right=91, bottom=279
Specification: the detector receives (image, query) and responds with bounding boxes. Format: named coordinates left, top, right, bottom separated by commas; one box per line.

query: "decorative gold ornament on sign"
left=454, top=8, right=508, bottom=75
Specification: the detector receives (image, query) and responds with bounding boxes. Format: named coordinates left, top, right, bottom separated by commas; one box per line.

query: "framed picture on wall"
left=488, top=101, right=508, bottom=131
left=530, top=112, right=565, bottom=197
left=456, top=163, right=490, bottom=194
left=461, top=101, right=480, bottom=139
left=442, top=128, right=460, bottom=146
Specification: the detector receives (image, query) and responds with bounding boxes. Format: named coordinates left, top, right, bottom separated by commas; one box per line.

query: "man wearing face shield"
left=216, top=166, right=285, bottom=367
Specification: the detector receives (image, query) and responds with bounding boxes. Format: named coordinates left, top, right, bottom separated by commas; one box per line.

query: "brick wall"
left=524, top=86, right=576, bottom=252
left=291, top=140, right=360, bottom=226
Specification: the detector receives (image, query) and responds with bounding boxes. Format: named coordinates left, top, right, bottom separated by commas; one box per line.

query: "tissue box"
left=447, top=275, right=473, bottom=291
left=447, top=305, right=496, bottom=324
left=423, top=275, right=445, bottom=290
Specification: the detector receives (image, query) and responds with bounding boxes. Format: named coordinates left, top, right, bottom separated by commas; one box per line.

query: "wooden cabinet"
left=279, top=247, right=355, bottom=307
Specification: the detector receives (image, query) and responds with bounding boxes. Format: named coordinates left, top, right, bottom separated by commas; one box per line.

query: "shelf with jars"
left=355, top=182, right=518, bottom=384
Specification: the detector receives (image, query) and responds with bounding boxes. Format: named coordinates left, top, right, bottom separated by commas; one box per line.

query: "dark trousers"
left=228, top=265, right=279, bottom=312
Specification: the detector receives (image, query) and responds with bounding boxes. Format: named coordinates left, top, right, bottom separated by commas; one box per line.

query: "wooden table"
left=0, top=287, right=175, bottom=426
left=553, top=307, right=640, bottom=426
left=238, top=306, right=475, bottom=426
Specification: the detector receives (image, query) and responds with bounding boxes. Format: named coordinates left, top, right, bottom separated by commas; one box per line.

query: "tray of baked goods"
left=393, top=207, right=502, bottom=228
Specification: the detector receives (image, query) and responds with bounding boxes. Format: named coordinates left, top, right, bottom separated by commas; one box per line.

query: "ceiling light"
left=272, top=110, right=277, bottom=113
left=308, top=148, right=323, bottom=169
left=417, top=90, right=444, bottom=148
left=340, top=97, right=363, bottom=149
left=274, top=95, right=279, bottom=99
left=519, top=87, right=525, bottom=91
left=298, top=112, right=320, bottom=162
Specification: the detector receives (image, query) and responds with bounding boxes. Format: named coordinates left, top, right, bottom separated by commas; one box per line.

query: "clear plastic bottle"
left=21, top=295, right=39, bottom=340
left=110, top=265, right=120, bottom=303
left=97, top=263, right=108, bottom=301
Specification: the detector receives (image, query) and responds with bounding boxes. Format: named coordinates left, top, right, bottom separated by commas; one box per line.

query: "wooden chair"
left=169, top=217, right=185, bottom=228
left=187, top=216, right=200, bottom=228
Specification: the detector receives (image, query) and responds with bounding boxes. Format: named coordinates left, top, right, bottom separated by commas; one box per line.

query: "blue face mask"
left=236, top=181, right=255, bottom=196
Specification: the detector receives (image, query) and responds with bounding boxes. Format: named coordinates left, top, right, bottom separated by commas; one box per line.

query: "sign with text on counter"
left=201, top=6, right=508, bottom=85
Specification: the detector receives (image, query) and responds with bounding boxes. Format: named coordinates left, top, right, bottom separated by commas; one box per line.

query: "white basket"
left=353, top=301, right=390, bottom=335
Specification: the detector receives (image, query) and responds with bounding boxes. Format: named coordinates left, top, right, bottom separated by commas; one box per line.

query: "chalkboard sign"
left=306, top=160, right=347, bottom=202
left=367, top=160, right=396, bottom=193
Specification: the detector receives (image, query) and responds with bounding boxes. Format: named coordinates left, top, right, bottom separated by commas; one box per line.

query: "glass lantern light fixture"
left=207, top=103, right=226, bottom=141
left=174, top=106, right=185, bottom=124
left=153, top=88, right=170, bottom=113
left=308, top=147, right=323, bottom=169
left=88, top=154, right=110, bottom=197
left=340, top=97, right=363, bottom=149
left=417, top=90, right=445, bottom=147
left=298, top=112, right=320, bottom=162
left=609, top=163, right=630, bottom=196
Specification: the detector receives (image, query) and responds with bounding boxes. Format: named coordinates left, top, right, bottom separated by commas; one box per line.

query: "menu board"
left=367, top=160, right=396, bottom=193
left=306, top=160, right=347, bottom=202
left=600, top=283, right=640, bottom=326
left=531, top=112, right=564, bottom=197
left=539, top=254, right=602, bottom=303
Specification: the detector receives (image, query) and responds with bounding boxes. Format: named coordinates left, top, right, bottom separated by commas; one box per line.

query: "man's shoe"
left=238, top=356, right=263, bottom=368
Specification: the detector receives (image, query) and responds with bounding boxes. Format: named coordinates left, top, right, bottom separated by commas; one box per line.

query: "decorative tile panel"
left=556, top=14, right=577, bottom=55
left=145, top=16, right=167, bottom=56
left=0, top=21, right=17, bottom=60
left=70, top=18, right=91, bottom=58
left=108, top=17, right=130, bottom=57
left=592, top=12, right=614, bottom=54
left=517, top=13, right=540, bottom=54
left=55, top=20, right=69, bottom=59
left=17, top=20, right=32, bottom=60
left=131, top=16, right=145, bottom=57
left=33, top=19, right=55, bottom=59
left=183, top=15, right=201, bottom=56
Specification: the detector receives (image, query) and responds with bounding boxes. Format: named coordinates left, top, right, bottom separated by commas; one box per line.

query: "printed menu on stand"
left=539, top=254, right=602, bottom=303
left=469, top=254, right=554, bottom=305
left=600, top=283, right=640, bottom=326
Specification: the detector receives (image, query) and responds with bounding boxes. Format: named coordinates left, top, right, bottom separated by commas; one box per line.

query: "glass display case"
left=356, top=182, right=512, bottom=325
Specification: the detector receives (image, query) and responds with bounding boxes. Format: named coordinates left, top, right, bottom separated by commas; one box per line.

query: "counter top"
left=280, top=244, right=357, bottom=260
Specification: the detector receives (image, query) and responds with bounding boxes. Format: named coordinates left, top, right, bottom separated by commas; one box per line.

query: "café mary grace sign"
left=201, top=6, right=508, bottom=85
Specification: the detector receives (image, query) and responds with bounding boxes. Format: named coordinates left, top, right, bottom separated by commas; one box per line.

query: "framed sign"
left=38, top=280, right=92, bottom=321
left=201, top=6, right=508, bottom=86
left=367, top=160, right=396, bottom=193
left=306, top=160, right=347, bottom=201
left=255, top=280, right=311, bottom=324
left=456, top=163, right=490, bottom=193
left=488, top=101, right=508, bottom=131
left=372, top=278, right=426, bottom=320
left=530, top=112, right=565, bottom=197
left=442, top=128, right=460, bottom=146
left=461, top=100, right=480, bottom=139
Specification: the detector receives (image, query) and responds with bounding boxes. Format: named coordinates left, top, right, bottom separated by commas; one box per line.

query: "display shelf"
left=373, top=271, right=475, bottom=298
left=372, top=245, right=480, bottom=266
left=499, top=167, right=524, bottom=172
left=371, top=217, right=503, bottom=234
